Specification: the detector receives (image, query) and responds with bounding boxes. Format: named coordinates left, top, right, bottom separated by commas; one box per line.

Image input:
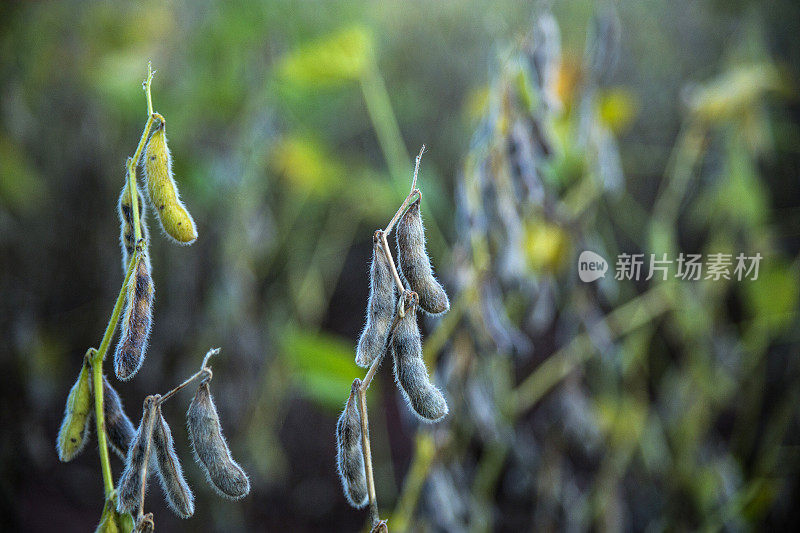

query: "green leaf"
left=281, top=327, right=362, bottom=411
left=278, top=26, right=373, bottom=86
left=742, top=259, right=799, bottom=333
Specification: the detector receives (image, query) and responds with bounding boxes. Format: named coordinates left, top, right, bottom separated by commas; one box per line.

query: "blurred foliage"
left=1, top=0, right=799, bottom=532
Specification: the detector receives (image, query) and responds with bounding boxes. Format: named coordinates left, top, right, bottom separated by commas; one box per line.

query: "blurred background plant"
left=1, top=0, right=799, bottom=531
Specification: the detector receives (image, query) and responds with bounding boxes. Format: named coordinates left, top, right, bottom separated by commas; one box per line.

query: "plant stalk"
left=137, top=396, right=160, bottom=522
left=156, top=348, right=218, bottom=405
left=92, top=251, right=139, bottom=497
left=357, top=386, right=379, bottom=526
left=90, top=63, right=157, bottom=501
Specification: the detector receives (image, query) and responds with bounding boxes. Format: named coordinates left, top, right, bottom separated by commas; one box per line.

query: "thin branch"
left=379, top=230, right=405, bottom=294
left=144, top=62, right=155, bottom=116
left=357, top=386, right=379, bottom=526
left=157, top=348, right=219, bottom=405
left=127, top=66, right=158, bottom=243
left=383, top=188, right=421, bottom=238
left=353, top=146, right=426, bottom=528
left=90, top=64, right=157, bottom=500
left=91, top=249, right=139, bottom=497
left=360, top=293, right=414, bottom=393
left=410, top=144, right=425, bottom=192
left=137, top=396, right=160, bottom=522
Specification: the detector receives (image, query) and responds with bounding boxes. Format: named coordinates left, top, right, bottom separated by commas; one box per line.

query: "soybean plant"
left=336, top=147, right=449, bottom=531
left=56, top=64, right=248, bottom=532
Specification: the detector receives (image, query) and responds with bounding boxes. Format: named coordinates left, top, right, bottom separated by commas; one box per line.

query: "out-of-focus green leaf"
left=742, top=259, right=799, bottom=333
left=0, top=136, right=45, bottom=213
left=689, top=63, right=785, bottom=123
left=598, top=87, right=637, bottom=134
left=523, top=219, right=570, bottom=273
left=281, top=327, right=360, bottom=411
left=278, top=26, right=373, bottom=86
left=269, top=136, right=344, bottom=194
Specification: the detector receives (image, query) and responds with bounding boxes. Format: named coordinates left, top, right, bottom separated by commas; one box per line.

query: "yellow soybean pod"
left=56, top=352, right=94, bottom=462
left=144, top=115, right=197, bottom=245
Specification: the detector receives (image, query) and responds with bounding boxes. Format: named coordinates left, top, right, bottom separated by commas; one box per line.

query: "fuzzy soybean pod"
left=56, top=354, right=93, bottom=462
left=152, top=405, right=195, bottom=518
left=356, top=230, right=396, bottom=367
left=101, top=376, right=136, bottom=460
left=134, top=513, right=155, bottom=533
left=113, top=250, right=154, bottom=381
left=144, top=117, right=198, bottom=245
left=335, top=379, right=368, bottom=508
left=391, top=298, right=449, bottom=422
left=117, top=396, right=158, bottom=515
left=117, top=182, right=149, bottom=274
left=396, top=199, right=450, bottom=315
left=187, top=381, right=251, bottom=499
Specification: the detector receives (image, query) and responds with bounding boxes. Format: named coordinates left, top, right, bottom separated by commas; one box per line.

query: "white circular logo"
left=578, top=251, right=608, bottom=282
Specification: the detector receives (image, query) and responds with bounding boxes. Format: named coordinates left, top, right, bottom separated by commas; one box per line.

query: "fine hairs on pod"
left=113, top=248, right=154, bottom=381
left=186, top=380, right=250, bottom=500
left=396, top=199, right=450, bottom=315
left=117, top=180, right=149, bottom=274
left=134, top=513, right=155, bottom=533
left=56, top=352, right=94, bottom=462
left=335, top=379, right=368, bottom=508
left=144, top=115, right=198, bottom=245
left=102, top=375, right=136, bottom=460
left=117, top=396, right=159, bottom=515
left=356, top=230, right=396, bottom=368
left=391, top=293, right=449, bottom=422
left=152, top=406, right=194, bottom=518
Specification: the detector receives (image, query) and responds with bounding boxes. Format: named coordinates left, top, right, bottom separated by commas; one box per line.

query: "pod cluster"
left=56, top=352, right=136, bottom=464
left=338, top=172, right=451, bottom=510
left=56, top=90, right=236, bottom=532
left=114, top=366, right=250, bottom=521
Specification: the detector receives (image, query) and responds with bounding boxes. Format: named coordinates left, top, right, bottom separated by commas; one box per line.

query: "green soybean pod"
left=144, top=116, right=197, bottom=245
left=56, top=353, right=94, bottom=462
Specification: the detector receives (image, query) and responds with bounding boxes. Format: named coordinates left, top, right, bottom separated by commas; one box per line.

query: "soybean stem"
left=90, top=64, right=157, bottom=501
left=127, top=65, right=157, bottom=243
left=410, top=145, right=425, bottom=193
left=380, top=231, right=405, bottom=294
left=157, top=367, right=212, bottom=406
left=144, top=62, right=155, bottom=116
left=357, top=386, right=379, bottom=526
left=137, top=397, right=159, bottom=522
left=156, top=348, right=218, bottom=405
left=92, top=250, right=139, bottom=498
left=360, top=312, right=404, bottom=393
